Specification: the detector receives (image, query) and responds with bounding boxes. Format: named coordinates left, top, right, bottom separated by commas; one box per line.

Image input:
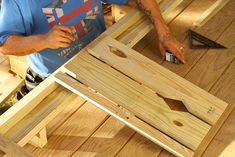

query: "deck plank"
left=25, top=0, right=235, bottom=156
left=117, top=1, right=235, bottom=157
left=30, top=102, right=109, bottom=157
left=116, top=133, right=162, bottom=157
left=202, top=60, right=235, bottom=157
left=115, top=0, right=234, bottom=156
left=71, top=117, right=135, bottom=157
left=161, top=0, right=235, bottom=77
left=184, top=20, right=235, bottom=91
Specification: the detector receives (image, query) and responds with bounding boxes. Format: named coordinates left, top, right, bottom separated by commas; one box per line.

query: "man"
left=0, top=0, right=185, bottom=92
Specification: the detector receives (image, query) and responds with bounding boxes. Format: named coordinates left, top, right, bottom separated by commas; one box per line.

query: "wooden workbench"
left=21, top=0, right=235, bottom=156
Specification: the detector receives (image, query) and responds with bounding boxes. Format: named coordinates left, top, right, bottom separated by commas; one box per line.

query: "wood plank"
left=116, top=133, right=162, bottom=157
left=9, top=56, right=28, bottom=77
left=193, top=0, right=231, bottom=27
left=24, top=91, right=86, bottom=153
left=161, top=0, right=235, bottom=77
left=71, top=117, right=135, bottom=157
left=53, top=72, right=194, bottom=157
left=0, top=133, right=33, bottom=157
left=31, top=102, right=109, bottom=157
left=157, top=2, right=235, bottom=156
left=0, top=56, right=7, bottom=64
left=63, top=52, right=210, bottom=150
left=202, top=60, right=235, bottom=157
left=46, top=96, right=86, bottom=135
left=168, top=0, right=215, bottom=41
left=4, top=86, right=84, bottom=147
left=87, top=34, right=228, bottom=125
left=0, top=76, right=23, bottom=104
left=185, top=20, right=235, bottom=91
left=131, top=0, right=220, bottom=67
left=0, top=77, right=59, bottom=135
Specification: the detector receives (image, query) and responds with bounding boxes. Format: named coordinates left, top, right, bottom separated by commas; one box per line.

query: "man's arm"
left=135, top=0, right=185, bottom=63
left=0, top=25, right=75, bottom=56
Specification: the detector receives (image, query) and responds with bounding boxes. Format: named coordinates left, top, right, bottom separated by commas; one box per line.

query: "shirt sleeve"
left=101, top=0, right=128, bottom=5
left=0, top=0, right=26, bottom=45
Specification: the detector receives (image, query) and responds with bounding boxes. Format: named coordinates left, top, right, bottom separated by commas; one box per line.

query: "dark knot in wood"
left=109, top=46, right=127, bottom=58
left=173, top=120, right=183, bottom=127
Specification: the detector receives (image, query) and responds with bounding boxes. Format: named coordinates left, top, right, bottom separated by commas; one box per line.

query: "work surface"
left=25, top=0, right=235, bottom=156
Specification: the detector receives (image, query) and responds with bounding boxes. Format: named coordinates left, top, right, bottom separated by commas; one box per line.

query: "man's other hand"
left=158, top=31, right=185, bottom=64
left=43, top=25, right=75, bottom=49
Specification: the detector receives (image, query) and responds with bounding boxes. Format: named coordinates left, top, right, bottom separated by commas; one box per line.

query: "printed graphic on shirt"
left=42, top=0, right=99, bottom=57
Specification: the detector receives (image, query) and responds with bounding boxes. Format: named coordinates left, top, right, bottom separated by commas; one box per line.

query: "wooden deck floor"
left=25, top=0, right=235, bottom=156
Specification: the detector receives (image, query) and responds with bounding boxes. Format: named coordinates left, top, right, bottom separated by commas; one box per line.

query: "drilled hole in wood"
left=126, top=117, right=130, bottom=119
left=109, top=46, right=127, bottom=58
left=173, top=120, right=183, bottom=127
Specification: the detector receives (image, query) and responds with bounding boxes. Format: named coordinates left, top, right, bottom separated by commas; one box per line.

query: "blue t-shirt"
left=0, top=0, right=127, bottom=77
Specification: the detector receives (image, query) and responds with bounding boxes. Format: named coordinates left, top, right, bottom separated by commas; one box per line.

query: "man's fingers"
left=175, top=50, right=185, bottom=64
left=58, top=42, right=70, bottom=48
left=57, top=25, right=73, bottom=34
left=58, top=36, right=74, bottom=44
left=159, top=43, right=166, bottom=60
left=58, top=31, right=75, bottom=42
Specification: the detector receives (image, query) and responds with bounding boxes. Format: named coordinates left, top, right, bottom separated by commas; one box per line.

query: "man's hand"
left=135, top=0, right=186, bottom=64
left=43, top=25, right=75, bottom=49
left=158, top=30, right=185, bottom=64
left=0, top=25, right=76, bottom=56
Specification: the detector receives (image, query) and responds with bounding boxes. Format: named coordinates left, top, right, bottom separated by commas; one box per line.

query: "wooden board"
left=73, top=116, right=135, bottom=157
left=193, top=0, right=231, bottom=27
left=0, top=133, right=33, bottom=157
left=54, top=72, right=194, bottom=157
left=0, top=77, right=58, bottom=135
left=0, top=0, right=188, bottom=152
left=31, top=102, right=109, bottom=157
left=53, top=33, right=231, bottom=156
left=0, top=76, right=23, bottom=104
left=9, top=56, right=28, bottom=78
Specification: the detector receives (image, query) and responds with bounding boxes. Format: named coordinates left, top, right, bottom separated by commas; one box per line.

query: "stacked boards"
left=53, top=34, right=232, bottom=157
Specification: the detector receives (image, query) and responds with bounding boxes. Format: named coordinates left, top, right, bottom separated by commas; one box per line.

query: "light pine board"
left=87, top=34, right=227, bottom=125
left=54, top=71, right=194, bottom=157
left=31, top=102, right=109, bottom=157
left=63, top=51, right=211, bottom=150
left=116, top=133, right=162, bottom=157
left=24, top=0, right=234, bottom=156
left=202, top=60, right=235, bottom=157
left=0, top=134, right=33, bottom=157
left=71, top=116, right=135, bottom=157
left=53, top=30, right=231, bottom=156
left=193, top=0, right=231, bottom=27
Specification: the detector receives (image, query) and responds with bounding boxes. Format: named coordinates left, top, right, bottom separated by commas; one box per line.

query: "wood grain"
left=0, top=133, right=34, bottom=157
left=193, top=0, right=231, bottom=27
left=31, top=102, right=109, bottom=157
left=4, top=86, right=83, bottom=146
left=72, top=117, right=135, bottom=157
left=0, top=77, right=58, bottom=134
left=116, top=133, right=162, bottom=157
left=63, top=52, right=210, bottom=150
left=185, top=20, right=235, bottom=91
left=162, top=0, right=235, bottom=77
left=54, top=72, right=193, bottom=157
left=87, top=34, right=228, bottom=125
left=202, top=60, right=235, bottom=157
